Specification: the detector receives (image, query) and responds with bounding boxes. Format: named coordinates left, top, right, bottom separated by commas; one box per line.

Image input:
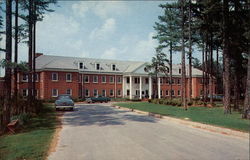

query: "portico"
left=123, top=75, right=161, bottom=100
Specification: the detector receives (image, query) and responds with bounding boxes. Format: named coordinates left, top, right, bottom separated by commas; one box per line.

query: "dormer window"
left=112, top=64, right=116, bottom=71
left=179, top=69, right=181, bottom=74
left=79, top=62, right=84, bottom=69
left=96, top=63, right=100, bottom=70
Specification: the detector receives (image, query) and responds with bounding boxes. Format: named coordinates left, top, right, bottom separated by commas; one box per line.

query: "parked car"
left=200, top=94, right=223, bottom=101
left=55, top=94, right=74, bottom=111
left=86, top=95, right=111, bottom=103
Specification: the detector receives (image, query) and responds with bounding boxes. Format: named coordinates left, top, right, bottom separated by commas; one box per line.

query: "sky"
left=0, top=1, right=202, bottom=76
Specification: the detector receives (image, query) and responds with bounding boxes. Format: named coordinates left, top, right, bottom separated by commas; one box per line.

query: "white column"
left=149, top=76, right=152, bottom=99
left=139, top=76, right=142, bottom=99
left=158, top=77, right=161, bottom=99
left=122, top=76, right=126, bottom=98
left=130, top=76, right=132, bottom=99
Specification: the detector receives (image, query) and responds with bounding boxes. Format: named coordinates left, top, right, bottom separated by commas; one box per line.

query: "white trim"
left=109, top=76, right=114, bottom=83
left=52, top=89, right=58, bottom=97
left=52, top=72, right=58, bottom=81
left=93, top=89, right=98, bottom=96
left=102, top=89, right=106, bottom=96
left=66, top=88, right=72, bottom=95
left=93, top=75, right=98, bottom=83
left=84, top=75, right=89, bottom=83
left=110, top=89, right=114, bottom=97
left=66, top=73, right=72, bottom=82
left=101, top=76, right=106, bottom=83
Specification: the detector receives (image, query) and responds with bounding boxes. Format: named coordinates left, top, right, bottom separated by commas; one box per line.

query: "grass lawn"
left=0, top=104, right=57, bottom=160
left=115, top=102, right=250, bottom=132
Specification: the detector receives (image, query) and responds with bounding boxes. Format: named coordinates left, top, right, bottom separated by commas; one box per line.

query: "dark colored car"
left=55, top=94, right=74, bottom=111
left=86, top=95, right=111, bottom=103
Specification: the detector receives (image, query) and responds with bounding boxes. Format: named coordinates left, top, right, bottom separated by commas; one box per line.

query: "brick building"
left=7, top=54, right=214, bottom=100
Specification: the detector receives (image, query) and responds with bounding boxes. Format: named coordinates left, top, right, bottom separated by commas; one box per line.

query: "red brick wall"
left=82, top=74, right=122, bottom=98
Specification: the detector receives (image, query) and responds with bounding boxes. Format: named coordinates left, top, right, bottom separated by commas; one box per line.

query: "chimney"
left=35, top=53, right=43, bottom=58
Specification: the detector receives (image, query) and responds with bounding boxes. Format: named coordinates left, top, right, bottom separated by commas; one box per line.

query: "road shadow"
left=63, top=105, right=158, bottom=127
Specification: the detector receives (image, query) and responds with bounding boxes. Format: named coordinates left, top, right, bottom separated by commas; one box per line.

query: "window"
left=66, top=89, right=72, bottom=95
left=179, top=69, right=181, bottom=74
left=79, top=62, right=84, bottom=69
left=145, top=90, right=149, bottom=96
left=127, top=89, right=130, bottom=96
left=166, top=90, right=169, bottom=96
left=117, top=90, right=121, bottom=96
left=84, top=75, right=89, bottom=83
left=93, top=75, right=98, bottom=83
left=166, top=78, right=169, bottom=84
left=78, top=75, right=82, bottom=83
left=52, top=89, right=58, bottom=97
left=22, top=89, right=28, bottom=97
left=34, top=73, right=39, bottom=82
left=200, top=89, right=203, bottom=95
left=22, top=74, right=28, bottom=82
left=102, top=76, right=106, bottom=83
left=178, top=90, right=181, bottom=96
left=134, top=77, right=140, bottom=84
left=161, top=90, right=163, bottom=96
left=167, top=67, right=170, bottom=73
left=170, top=79, right=175, bottom=84
left=52, top=73, right=58, bottom=81
left=160, top=78, right=163, bottom=84
left=96, top=63, right=100, bottom=70
left=117, top=76, right=122, bottom=83
left=109, top=76, right=114, bottom=83
left=136, top=90, right=140, bottom=95
left=94, top=89, right=98, bottom=96
left=85, top=89, right=89, bottom=97
left=34, top=89, right=38, bottom=97
left=126, top=77, right=130, bottom=83
left=102, top=90, right=106, bottom=96
left=112, top=64, right=116, bottom=71
left=171, top=90, right=175, bottom=96
left=110, top=89, right=114, bottom=97
left=66, top=73, right=72, bottom=82
left=145, top=78, right=149, bottom=84
left=177, top=79, right=181, bottom=84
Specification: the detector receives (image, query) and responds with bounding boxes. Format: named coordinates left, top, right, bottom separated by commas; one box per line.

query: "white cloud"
left=101, top=47, right=118, bottom=59
left=130, top=32, right=158, bottom=61
left=71, top=1, right=130, bottom=19
left=89, top=18, right=116, bottom=40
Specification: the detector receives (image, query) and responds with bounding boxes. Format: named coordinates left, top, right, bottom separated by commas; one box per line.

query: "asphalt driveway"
left=48, top=104, right=249, bottom=160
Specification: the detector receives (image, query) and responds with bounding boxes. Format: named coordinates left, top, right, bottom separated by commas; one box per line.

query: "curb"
left=111, top=105, right=249, bottom=139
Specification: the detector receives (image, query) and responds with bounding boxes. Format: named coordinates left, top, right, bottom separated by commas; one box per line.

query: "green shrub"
left=148, top=99, right=152, bottom=103
left=188, top=101, right=193, bottom=106
left=131, top=98, right=141, bottom=102
left=159, top=99, right=164, bottom=104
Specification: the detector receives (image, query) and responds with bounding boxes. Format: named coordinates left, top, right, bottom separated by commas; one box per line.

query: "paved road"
left=48, top=104, right=249, bottom=160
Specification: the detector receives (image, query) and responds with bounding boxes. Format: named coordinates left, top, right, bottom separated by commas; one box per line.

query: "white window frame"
left=93, top=75, right=98, bottom=83
left=110, top=89, right=114, bottom=97
left=52, top=73, right=58, bottom=81
left=34, top=73, right=39, bottom=82
left=52, top=89, right=58, bottom=97
left=102, top=90, right=106, bottom=96
left=22, top=89, right=28, bottom=97
left=84, top=75, right=89, bottom=83
left=66, top=73, right=72, bottom=82
left=96, top=63, right=100, bottom=70
left=111, top=64, right=116, bottom=71
left=79, top=62, right=84, bottom=70
left=85, top=89, right=90, bottom=97
left=117, top=90, right=121, bottom=96
left=117, top=76, right=122, bottom=83
left=166, top=90, right=169, bottom=96
left=93, top=89, right=98, bottom=96
left=178, top=90, right=181, bottom=96
left=66, top=88, right=72, bottom=95
left=102, top=76, right=106, bottom=83
left=171, top=90, right=175, bottom=96
left=109, top=76, right=114, bottom=83
left=22, top=74, right=28, bottom=82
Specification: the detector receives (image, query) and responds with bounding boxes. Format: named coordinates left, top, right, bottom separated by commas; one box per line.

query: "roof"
left=36, top=55, right=203, bottom=77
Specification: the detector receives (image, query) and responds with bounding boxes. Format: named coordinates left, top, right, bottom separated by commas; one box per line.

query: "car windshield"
left=58, top=95, right=71, bottom=100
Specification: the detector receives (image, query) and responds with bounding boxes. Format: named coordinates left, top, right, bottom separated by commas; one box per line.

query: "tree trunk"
left=32, top=2, right=36, bottom=103
left=242, top=53, right=250, bottom=118
left=223, top=0, right=231, bottom=114
left=14, top=0, right=18, bottom=98
left=216, top=47, right=219, bottom=94
left=181, top=0, right=187, bottom=110
left=28, top=0, right=33, bottom=110
left=209, top=33, right=213, bottom=105
left=2, top=0, right=12, bottom=132
left=188, top=0, right=192, bottom=102
left=202, top=41, right=205, bottom=101
left=204, top=41, right=208, bottom=104
left=170, top=42, right=173, bottom=100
